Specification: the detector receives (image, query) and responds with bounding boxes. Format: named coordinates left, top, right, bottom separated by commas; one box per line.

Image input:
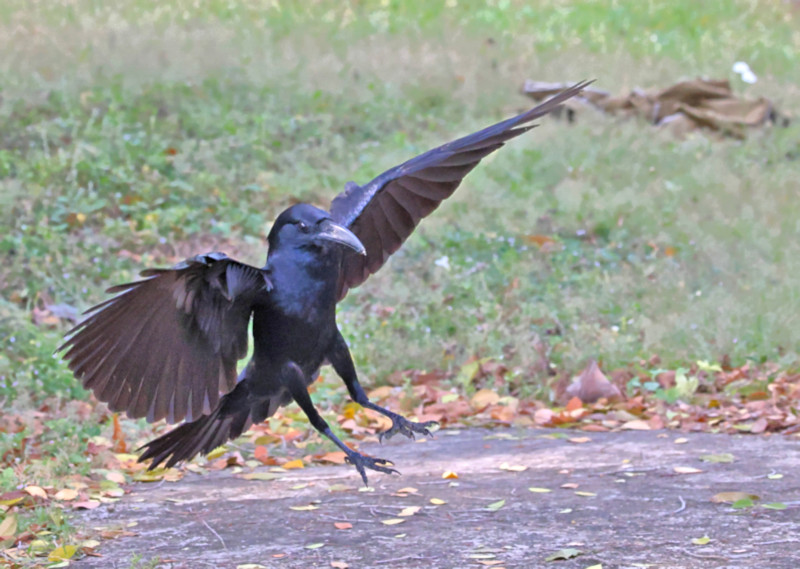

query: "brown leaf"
left=534, top=408, right=554, bottom=425
left=334, top=522, right=352, bottom=530
left=566, top=361, right=622, bottom=404
left=470, top=389, right=500, bottom=410
left=111, top=413, right=127, bottom=453
left=317, top=451, right=347, bottom=465
left=750, top=417, right=768, bottom=434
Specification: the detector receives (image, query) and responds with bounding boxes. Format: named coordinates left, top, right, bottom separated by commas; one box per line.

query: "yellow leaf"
left=54, top=489, right=78, bottom=501
left=528, top=487, right=552, bottom=493
left=442, top=470, right=458, bottom=479
left=283, top=459, right=305, bottom=470
left=241, top=472, right=282, bottom=481
left=24, top=486, right=47, bottom=499
left=289, top=505, right=319, bottom=511
left=0, top=497, right=23, bottom=508
left=499, top=462, right=528, bottom=472
left=206, top=446, right=228, bottom=460
left=430, top=498, right=447, bottom=505
left=0, top=514, right=18, bottom=537
left=621, top=420, right=651, bottom=431
left=398, top=506, right=420, bottom=517
left=674, top=466, right=703, bottom=474
left=711, top=491, right=759, bottom=504
left=691, top=536, right=711, bottom=545
left=133, top=470, right=165, bottom=482
left=470, top=388, right=500, bottom=409
left=381, top=518, right=406, bottom=525
left=674, top=437, right=689, bottom=444
left=48, top=544, right=78, bottom=562
left=568, top=437, right=591, bottom=444
left=574, top=491, right=596, bottom=497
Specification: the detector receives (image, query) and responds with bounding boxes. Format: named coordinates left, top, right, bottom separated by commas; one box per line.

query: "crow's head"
left=267, top=203, right=366, bottom=257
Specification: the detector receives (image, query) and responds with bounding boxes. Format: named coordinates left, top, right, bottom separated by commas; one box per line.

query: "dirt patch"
left=76, top=429, right=800, bottom=569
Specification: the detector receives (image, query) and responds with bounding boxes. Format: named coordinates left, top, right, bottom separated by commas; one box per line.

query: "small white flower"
left=732, top=61, right=757, bottom=84
left=434, top=256, right=450, bottom=270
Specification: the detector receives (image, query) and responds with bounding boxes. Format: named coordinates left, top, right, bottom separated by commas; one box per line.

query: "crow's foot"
left=379, top=415, right=438, bottom=443
left=345, top=451, right=399, bottom=486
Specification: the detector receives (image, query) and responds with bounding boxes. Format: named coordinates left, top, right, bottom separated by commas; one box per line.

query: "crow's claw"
left=379, top=417, right=438, bottom=443
left=345, top=452, right=399, bottom=486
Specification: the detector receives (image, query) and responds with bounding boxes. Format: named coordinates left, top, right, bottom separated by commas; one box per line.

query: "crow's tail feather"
left=138, top=382, right=253, bottom=470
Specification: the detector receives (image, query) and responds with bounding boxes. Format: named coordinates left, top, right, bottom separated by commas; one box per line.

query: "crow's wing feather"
left=59, top=253, right=271, bottom=424
left=330, top=81, right=591, bottom=300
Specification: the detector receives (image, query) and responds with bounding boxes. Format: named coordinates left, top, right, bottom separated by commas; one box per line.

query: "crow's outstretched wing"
left=330, top=81, right=591, bottom=300
left=60, top=253, right=271, bottom=424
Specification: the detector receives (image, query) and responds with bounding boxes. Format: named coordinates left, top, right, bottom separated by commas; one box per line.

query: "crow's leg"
left=328, top=333, right=438, bottom=443
left=281, top=362, right=397, bottom=485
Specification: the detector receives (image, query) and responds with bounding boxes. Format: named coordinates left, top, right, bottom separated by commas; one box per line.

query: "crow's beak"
left=317, top=220, right=367, bottom=256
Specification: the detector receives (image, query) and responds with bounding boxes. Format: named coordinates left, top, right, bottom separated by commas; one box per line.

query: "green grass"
left=1, top=0, right=799, bottom=559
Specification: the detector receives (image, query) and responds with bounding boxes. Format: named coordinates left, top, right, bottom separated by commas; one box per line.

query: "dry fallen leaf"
left=24, top=486, right=47, bottom=499
left=566, top=360, right=622, bottom=403
left=48, top=544, right=78, bottom=562
left=485, top=499, right=505, bottom=511
left=331, top=562, right=349, bottom=569
left=398, top=506, right=421, bottom=517
left=334, top=522, right=352, bottom=530
left=318, top=451, right=347, bottom=465
left=499, top=462, right=528, bottom=472
left=241, top=472, right=282, bottom=481
left=621, top=420, right=651, bottom=431
left=470, top=388, right=500, bottom=409
left=674, top=466, right=703, bottom=474
left=442, top=470, right=458, bottom=479
left=430, top=498, right=447, bottom=505
left=568, top=437, right=591, bottom=444
left=54, top=488, right=78, bottom=501
left=381, top=518, right=405, bottom=525
left=283, top=459, right=305, bottom=470
left=0, top=514, right=17, bottom=538
left=711, top=491, right=759, bottom=503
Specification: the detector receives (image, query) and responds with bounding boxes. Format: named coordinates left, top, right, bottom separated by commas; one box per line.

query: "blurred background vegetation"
left=0, top=0, right=798, bottom=519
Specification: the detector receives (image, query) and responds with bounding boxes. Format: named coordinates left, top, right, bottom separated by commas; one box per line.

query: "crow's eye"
left=297, top=221, right=308, bottom=232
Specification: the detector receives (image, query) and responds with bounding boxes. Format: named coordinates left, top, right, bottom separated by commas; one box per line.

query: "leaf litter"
left=3, top=357, right=798, bottom=564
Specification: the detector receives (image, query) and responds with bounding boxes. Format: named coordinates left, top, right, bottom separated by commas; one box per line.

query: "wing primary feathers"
left=330, top=81, right=591, bottom=299
left=59, top=254, right=267, bottom=424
